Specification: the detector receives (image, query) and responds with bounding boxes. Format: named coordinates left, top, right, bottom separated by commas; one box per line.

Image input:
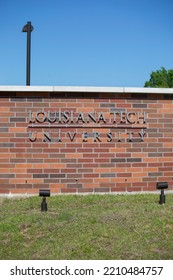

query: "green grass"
left=0, top=194, right=173, bottom=260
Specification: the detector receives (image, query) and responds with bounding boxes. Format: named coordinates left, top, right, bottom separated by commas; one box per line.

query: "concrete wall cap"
left=0, top=85, right=173, bottom=94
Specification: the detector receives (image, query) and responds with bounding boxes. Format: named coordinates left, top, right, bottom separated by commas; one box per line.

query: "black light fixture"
left=39, top=189, right=50, bottom=211
left=156, top=182, right=168, bottom=204
left=22, top=21, right=34, bottom=86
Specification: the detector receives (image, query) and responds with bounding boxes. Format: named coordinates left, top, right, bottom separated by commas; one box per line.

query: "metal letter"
left=127, top=112, right=136, bottom=124
left=68, top=132, right=76, bottom=142
left=76, top=113, right=85, bottom=123
left=94, top=132, right=101, bottom=142
left=28, top=111, right=35, bottom=123
left=43, top=132, right=52, bottom=142
left=137, top=111, right=146, bottom=124
left=87, top=112, right=96, bottom=123
left=36, top=111, right=47, bottom=123
left=47, top=111, right=57, bottom=123
left=29, top=131, right=37, bottom=142
left=107, top=132, right=112, bottom=142
left=127, top=132, right=134, bottom=142
left=82, top=132, right=88, bottom=142
left=98, top=112, right=106, bottom=123
left=139, top=129, right=146, bottom=142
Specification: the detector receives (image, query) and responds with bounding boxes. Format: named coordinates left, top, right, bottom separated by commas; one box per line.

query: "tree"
left=144, top=67, right=173, bottom=88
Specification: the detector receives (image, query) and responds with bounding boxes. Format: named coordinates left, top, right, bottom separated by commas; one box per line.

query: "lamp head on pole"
left=22, top=21, right=34, bottom=33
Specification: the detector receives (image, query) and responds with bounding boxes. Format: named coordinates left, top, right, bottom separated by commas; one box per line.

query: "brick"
left=117, top=173, right=131, bottom=177
left=127, top=187, right=142, bottom=192
left=0, top=189, right=10, bottom=193
left=94, top=188, right=110, bottom=192
left=84, top=173, right=99, bottom=178
left=0, top=167, right=10, bottom=173
left=0, top=174, right=14, bottom=178
left=10, top=179, right=26, bottom=184
left=111, top=187, right=127, bottom=192
left=100, top=173, right=115, bottom=178
left=10, top=168, right=27, bottom=174
left=32, top=163, right=50, bottom=169
left=9, top=127, right=27, bottom=133
left=111, top=158, right=126, bottom=163
left=50, top=174, right=66, bottom=178
left=66, top=153, right=83, bottom=158
left=0, top=153, right=16, bottom=158
left=132, top=173, right=148, bottom=178
left=61, top=189, right=76, bottom=193
left=78, top=188, right=93, bottom=193
left=67, top=173, right=82, bottom=179
left=94, top=168, right=111, bottom=173
left=127, top=158, right=142, bottom=162
left=33, top=174, right=49, bottom=178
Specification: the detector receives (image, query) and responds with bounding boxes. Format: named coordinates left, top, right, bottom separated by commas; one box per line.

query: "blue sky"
left=0, top=0, right=173, bottom=87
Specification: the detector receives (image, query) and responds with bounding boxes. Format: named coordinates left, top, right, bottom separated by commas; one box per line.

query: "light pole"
left=22, top=21, right=34, bottom=86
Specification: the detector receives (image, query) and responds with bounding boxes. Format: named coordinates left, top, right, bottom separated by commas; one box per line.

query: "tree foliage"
left=144, top=67, right=173, bottom=88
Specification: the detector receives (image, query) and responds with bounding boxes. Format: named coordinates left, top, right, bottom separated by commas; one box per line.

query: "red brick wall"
left=0, top=91, right=173, bottom=194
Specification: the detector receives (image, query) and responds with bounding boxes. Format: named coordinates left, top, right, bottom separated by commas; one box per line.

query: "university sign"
left=28, top=110, right=147, bottom=143
left=1, top=86, right=173, bottom=195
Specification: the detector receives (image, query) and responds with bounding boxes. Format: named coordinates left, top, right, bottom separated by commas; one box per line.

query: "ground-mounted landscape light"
left=156, top=182, right=168, bottom=204
left=39, top=189, right=50, bottom=211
